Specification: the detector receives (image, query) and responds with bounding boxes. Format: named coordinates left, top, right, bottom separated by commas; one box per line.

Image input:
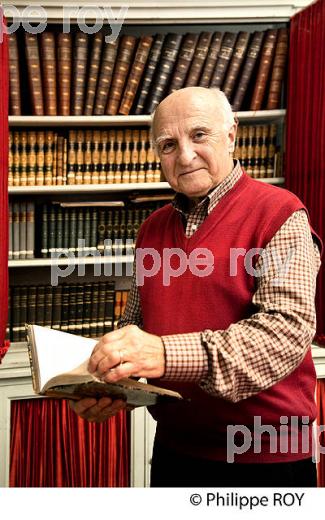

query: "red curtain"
left=0, top=8, right=9, bottom=361
left=286, top=0, right=325, bottom=486
left=10, top=399, right=129, bottom=487
left=285, top=0, right=325, bottom=343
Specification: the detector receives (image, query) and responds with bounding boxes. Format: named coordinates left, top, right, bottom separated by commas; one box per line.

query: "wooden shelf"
left=8, top=110, right=286, bottom=127
left=4, top=1, right=312, bottom=24
left=9, top=255, right=134, bottom=268
left=8, top=178, right=284, bottom=195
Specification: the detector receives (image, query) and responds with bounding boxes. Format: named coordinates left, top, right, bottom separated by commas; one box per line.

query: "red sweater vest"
left=137, top=173, right=319, bottom=463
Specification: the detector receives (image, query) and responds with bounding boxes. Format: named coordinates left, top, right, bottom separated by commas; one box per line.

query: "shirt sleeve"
left=161, top=209, right=321, bottom=403
left=117, top=259, right=143, bottom=329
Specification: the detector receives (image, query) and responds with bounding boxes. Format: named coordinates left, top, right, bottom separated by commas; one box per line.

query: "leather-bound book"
left=52, top=286, right=62, bottom=330
left=250, top=29, right=278, bottom=111
left=222, top=31, right=250, bottom=100
left=266, top=28, right=289, bottom=109
left=168, top=33, right=199, bottom=94
left=40, top=32, right=57, bottom=115
left=36, top=131, right=45, bottom=186
left=134, top=34, right=165, bottom=114
left=57, top=33, right=72, bottom=115
left=75, top=129, right=84, bottom=184
left=67, top=130, right=77, bottom=185
left=104, top=282, right=115, bottom=333
left=94, top=38, right=119, bottom=115
left=84, top=33, right=104, bottom=115
left=210, top=32, right=237, bottom=88
left=8, top=133, right=13, bottom=187
left=44, top=131, right=54, bottom=185
left=82, top=284, right=92, bottom=336
left=119, top=35, right=153, bottom=115
left=105, top=35, right=137, bottom=115
left=185, top=32, right=212, bottom=87
left=232, top=31, right=264, bottom=112
left=8, top=33, right=21, bottom=115
left=199, top=32, right=223, bottom=87
left=72, top=32, right=89, bottom=115
left=20, top=132, right=28, bottom=186
left=44, top=286, right=53, bottom=329
left=27, top=131, right=37, bottom=186
left=25, top=33, right=44, bottom=115
left=144, top=33, right=183, bottom=114
left=36, top=285, right=45, bottom=327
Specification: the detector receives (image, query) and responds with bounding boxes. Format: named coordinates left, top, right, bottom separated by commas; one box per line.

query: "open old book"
left=26, top=324, right=182, bottom=407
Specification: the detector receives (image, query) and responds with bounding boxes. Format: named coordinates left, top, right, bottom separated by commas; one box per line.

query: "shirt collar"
left=172, top=160, right=243, bottom=216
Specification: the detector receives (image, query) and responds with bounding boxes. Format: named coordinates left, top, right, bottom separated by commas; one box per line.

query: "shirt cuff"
left=161, top=332, right=209, bottom=382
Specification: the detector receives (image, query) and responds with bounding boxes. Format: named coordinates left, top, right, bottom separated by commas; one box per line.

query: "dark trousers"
left=150, top=440, right=317, bottom=487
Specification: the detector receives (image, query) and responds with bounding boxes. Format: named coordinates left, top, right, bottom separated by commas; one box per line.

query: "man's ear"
left=228, top=120, right=238, bottom=153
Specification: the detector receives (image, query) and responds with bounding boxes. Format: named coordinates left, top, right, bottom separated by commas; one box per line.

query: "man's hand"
left=69, top=397, right=127, bottom=423
left=87, top=324, right=165, bottom=383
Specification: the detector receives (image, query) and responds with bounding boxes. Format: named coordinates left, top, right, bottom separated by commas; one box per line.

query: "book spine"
left=56, top=206, right=63, bottom=253
left=44, top=131, right=54, bottom=185
left=60, top=284, right=70, bottom=332
left=97, top=282, right=106, bottom=337
left=210, top=32, right=237, bottom=89
left=8, top=133, right=13, bottom=187
left=36, top=285, right=45, bottom=327
left=121, top=129, right=132, bottom=183
left=8, top=202, right=13, bottom=260
left=75, top=130, right=84, bottom=184
left=266, top=28, right=289, bottom=110
left=231, top=31, right=264, bottom=112
left=8, top=33, right=21, bottom=115
left=199, top=32, right=223, bottom=87
left=250, top=29, right=278, bottom=111
left=68, top=285, right=77, bottom=333
left=222, top=31, right=250, bottom=100
left=185, top=32, right=212, bottom=87
left=41, top=203, right=48, bottom=257
left=57, top=33, right=72, bottom=116
left=12, top=132, right=20, bottom=186
left=134, top=34, right=165, bottom=115
left=91, top=131, right=100, bottom=184
left=99, top=130, right=108, bottom=184
left=51, top=286, right=62, bottom=330
left=144, top=33, right=183, bottom=114
left=104, top=282, right=115, bottom=333
left=84, top=33, right=103, bottom=115
left=19, top=286, right=28, bottom=341
left=119, top=35, right=153, bottom=115
left=27, top=286, right=37, bottom=325
left=72, top=32, right=89, bottom=116
left=44, top=286, right=53, bottom=328
left=75, top=284, right=84, bottom=335
left=94, top=39, right=119, bottom=115
left=20, top=132, right=28, bottom=186
left=48, top=205, right=57, bottom=256
left=12, top=202, right=20, bottom=260
left=90, top=283, right=99, bottom=338
left=168, top=33, right=199, bottom=94
left=25, top=33, right=44, bottom=115
left=82, top=284, right=92, bottom=336
left=67, top=130, right=77, bottom=185
left=36, top=131, right=45, bottom=186
left=106, top=35, right=137, bottom=115
left=19, top=202, right=27, bottom=259
left=40, top=32, right=57, bottom=115
left=27, top=131, right=37, bottom=186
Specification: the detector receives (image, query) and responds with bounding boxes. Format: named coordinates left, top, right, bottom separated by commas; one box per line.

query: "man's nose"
left=177, top=142, right=196, bottom=165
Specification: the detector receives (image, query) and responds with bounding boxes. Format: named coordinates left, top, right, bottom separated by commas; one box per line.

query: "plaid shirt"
left=119, top=161, right=321, bottom=402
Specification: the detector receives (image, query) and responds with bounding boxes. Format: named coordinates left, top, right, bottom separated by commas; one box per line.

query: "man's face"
left=153, top=91, right=236, bottom=200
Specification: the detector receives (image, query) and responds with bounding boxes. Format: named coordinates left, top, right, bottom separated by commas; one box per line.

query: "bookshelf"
left=4, top=0, right=317, bottom=489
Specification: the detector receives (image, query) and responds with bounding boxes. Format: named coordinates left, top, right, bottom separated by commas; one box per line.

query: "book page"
left=32, top=325, right=97, bottom=391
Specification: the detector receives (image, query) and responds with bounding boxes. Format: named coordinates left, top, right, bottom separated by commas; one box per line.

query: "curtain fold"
left=286, top=0, right=325, bottom=486
left=10, top=399, right=129, bottom=487
left=0, top=8, right=9, bottom=361
left=285, top=0, right=325, bottom=343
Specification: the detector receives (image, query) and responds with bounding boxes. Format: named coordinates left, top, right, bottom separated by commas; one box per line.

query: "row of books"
left=9, top=201, right=166, bottom=260
left=233, top=124, right=279, bottom=178
left=9, top=128, right=162, bottom=187
left=9, top=27, right=288, bottom=116
left=7, top=282, right=129, bottom=342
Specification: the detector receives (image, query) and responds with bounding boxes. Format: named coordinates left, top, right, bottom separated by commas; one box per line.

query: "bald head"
left=151, top=87, right=235, bottom=145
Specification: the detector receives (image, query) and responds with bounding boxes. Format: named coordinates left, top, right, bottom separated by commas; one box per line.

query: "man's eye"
left=161, top=142, right=175, bottom=153
left=194, top=132, right=205, bottom=140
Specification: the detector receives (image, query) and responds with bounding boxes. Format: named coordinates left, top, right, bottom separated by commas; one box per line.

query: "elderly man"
left=70, top=87, right=321, bottom=487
